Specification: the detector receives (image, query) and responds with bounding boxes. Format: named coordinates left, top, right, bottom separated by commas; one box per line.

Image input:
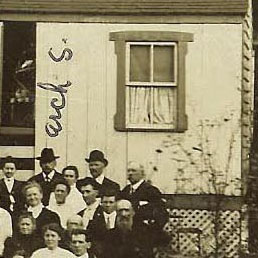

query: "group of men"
left=0, top=148, right=169, bottom=258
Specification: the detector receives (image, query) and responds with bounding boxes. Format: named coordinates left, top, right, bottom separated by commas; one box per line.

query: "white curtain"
left=127, top=86, right=176, bottom=126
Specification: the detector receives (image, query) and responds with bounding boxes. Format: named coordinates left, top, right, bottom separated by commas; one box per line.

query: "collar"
left=90, top=174, right=104, bottom=185
left=28, top=203, right=43, bottom=218
left=131, top=179, right=145, bottom=191
left=77, top=253, right=89, bottom=258
left=86, top=199, right=100, bottom=210
left=43, top=170, right=55, bottom=180
left=4, top=177, right=14, bottom=183
left=103, top=210, right=116, bottom=219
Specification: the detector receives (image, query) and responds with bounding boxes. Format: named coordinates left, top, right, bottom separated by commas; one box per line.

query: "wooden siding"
left=0, top=0, right=248, bottom=16
left=35, top=23, right=242, bottom=195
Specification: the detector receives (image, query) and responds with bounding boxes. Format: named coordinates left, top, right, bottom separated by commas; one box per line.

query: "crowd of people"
left=0, top=148, right=170, bottom=258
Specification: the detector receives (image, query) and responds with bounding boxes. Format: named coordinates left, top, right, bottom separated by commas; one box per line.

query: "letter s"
left=48, top=47, right=73, bottom=62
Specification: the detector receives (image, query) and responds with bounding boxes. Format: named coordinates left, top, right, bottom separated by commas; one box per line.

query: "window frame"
left=110, top=31, right=193, bottom=132
left=0, top=21, right=35, bottom=141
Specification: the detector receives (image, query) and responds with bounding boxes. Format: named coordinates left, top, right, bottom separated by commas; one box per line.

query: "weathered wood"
left=164, top=194, right=243, bottom=211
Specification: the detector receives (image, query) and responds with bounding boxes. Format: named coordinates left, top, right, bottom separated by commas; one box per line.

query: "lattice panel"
left=161, top=209, right=241, bottom=258
left=217, top=210, right=241, bottom=258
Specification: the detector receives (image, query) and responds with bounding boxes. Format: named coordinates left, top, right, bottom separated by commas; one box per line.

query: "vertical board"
left=35, top=22, right=242, bottom=193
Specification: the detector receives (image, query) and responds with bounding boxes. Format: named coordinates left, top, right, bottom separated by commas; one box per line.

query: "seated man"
left=77, top=178, right=101, bottom=229
left=63, top=215, right=85, bottom=251
left=47, top=179, right=77, bottom=228
left=70, top=229, right=96, bottom=258
left=103, top=199, right=154, bottom=258
left=49, top=166, right=86, bottom=213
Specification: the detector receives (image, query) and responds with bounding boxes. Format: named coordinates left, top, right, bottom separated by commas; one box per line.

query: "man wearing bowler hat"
left=28, top=148, right=64, bottom=206
left=77, top=150, right=120, bottom=198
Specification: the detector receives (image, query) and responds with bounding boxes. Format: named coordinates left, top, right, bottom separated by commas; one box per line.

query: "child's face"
left=44, top=229, right=60, bottom=250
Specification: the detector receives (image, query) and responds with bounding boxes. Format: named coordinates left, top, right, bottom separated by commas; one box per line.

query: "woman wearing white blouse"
left=31, top=223, right=75, bottom=258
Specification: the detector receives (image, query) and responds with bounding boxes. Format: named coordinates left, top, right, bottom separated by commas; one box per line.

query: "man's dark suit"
left=120, top=181, right=169, bottom=246
left=103, top=225, right=154, bottom=258
left=0, top=179, right=25, bottom=213
left=77, top=176, right=120, bottom=197
left=28, top=171, right=64, bottom=206
left=87, top=206, right=108, bottom=239
left=87, top=206, right=115, bottom=257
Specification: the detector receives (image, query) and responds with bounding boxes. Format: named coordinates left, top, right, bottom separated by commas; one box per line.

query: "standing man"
left=120, top=161, right=169, bottom=240
left=87, top=188, right=117, bottom=257
left=77, top=179, right=101, bottom=229
left=28, top=148, right=64, bottom=206
left=77, top=150, right=120, bottom=198
left=0, top=156, right=24, bottom=213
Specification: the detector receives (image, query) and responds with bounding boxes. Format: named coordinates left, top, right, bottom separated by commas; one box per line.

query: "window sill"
left=0, top=126, right=34, bottom=135
left=114, top=125, right=187, bottom=133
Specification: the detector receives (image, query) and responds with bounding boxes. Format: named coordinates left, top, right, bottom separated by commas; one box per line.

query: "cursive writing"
left=37, top=81, right=72, bottom=137
left=48, top=47, right=73, bottom=62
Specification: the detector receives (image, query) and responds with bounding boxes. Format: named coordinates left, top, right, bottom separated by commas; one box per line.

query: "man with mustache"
left=28, top=148, right=64, bottom=206
left=102, top=199, right=154, bottom=258
left=77, top=150, right=120, bottom=198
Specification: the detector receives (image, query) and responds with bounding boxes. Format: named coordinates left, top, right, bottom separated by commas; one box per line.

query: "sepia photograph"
left=0, top=0, right=256, bottom=257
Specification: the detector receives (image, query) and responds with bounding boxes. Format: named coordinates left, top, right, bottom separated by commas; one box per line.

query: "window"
left=110, top=31, right=193, bottom=132
left=0, top=21, right=35, bottom=145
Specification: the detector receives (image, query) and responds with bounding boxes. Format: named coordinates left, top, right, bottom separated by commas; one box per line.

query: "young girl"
left=31, top=223, right=75, bottom=258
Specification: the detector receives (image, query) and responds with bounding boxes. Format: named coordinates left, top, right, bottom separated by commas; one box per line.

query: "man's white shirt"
left=103, top=211, right=116, bottom=229
left=82, top=200, right=100, bottom=229
left=4, top=177, right=14, bottom=193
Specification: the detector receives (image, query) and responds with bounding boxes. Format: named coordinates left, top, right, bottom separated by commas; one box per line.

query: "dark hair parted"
left=52, top=178, right=71, bottom=194
left=79, top=177, right=100, bottom=192
left=42, top=223, right=64, bottom=239
left=1, top=156, right=16, bottom=169
left=102, top=188, right=118, bottom=200
left=62, top=165, right=79, bottom=179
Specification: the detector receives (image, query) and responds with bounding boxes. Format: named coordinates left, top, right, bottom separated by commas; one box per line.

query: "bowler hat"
left=36, top=148, right=60, bottom=163
left=85, top=150, right=108, bottom=166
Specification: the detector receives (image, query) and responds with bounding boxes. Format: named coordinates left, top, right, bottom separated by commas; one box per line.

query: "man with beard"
left=77, top=150, right=120, bottom=198
left=103, top=199, right=154, bottom=258
left=120, top=161, right=169, bottom=242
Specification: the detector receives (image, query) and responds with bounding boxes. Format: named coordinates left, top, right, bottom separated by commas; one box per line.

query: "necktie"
left=130, top=185, right=135, bottom=195
left=106, top=216, right=111, bottom=229
left=45, top=175, right=50, bottom=182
